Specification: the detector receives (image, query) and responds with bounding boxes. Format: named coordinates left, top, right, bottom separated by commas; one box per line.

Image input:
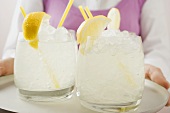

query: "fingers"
left=3, top=58, right=14, bottom=75
left=151, top=71, right=170, bottom=89
left=166, top=96, right=170, bottom=106
left=145, top=64, right=170, bottom=107
left=0, top=58, right=14, bottom=76
left=0, top=60, right=5, bottom=76
left=145, top=64, right=170, bottom=89
left=0, top=67, right=4, bottom=76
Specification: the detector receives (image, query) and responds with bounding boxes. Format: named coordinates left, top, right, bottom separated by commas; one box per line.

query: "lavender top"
left=44, top=0, right=146, bottom=36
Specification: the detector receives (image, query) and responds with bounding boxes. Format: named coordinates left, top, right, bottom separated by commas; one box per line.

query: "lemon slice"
left=22, top=12, right=50, bottom=49
left=77, top=15, right=111, bottom=45
left=107, top=8, right=120, bottom=30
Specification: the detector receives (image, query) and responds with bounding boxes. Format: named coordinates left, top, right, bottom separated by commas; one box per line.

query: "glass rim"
left=17, top=32, right=76, bottom=43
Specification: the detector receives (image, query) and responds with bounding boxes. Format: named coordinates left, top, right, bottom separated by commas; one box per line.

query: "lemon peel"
left=107, top=8, right=121, bottom=30
left=22, top=12, right=50, bottom=49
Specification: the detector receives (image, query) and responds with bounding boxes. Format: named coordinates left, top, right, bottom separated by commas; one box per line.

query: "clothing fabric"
left=44, top=0, right=146, bottom=35
left=2, top=0, right=170, bottom=81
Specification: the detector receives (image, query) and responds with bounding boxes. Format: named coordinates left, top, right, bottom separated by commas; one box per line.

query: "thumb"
left=145, top=64, right=170, bottom=89
left=149, top=70, right=169, bottom=89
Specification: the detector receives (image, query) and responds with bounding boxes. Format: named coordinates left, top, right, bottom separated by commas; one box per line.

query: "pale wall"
left=0, top=0, right=17, bottom=58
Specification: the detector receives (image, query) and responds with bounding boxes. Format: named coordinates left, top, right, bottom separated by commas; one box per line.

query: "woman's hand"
left=145, top=64, right=170, bottom=106
left=0, top=58, right=14, bottom=76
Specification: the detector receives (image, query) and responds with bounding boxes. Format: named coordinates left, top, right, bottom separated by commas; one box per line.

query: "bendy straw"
left=58, top=0, right=74, bottom=27
left=84, top=6, right=93, bottom=18
left=78, top=6, right=88, bottom=20
left=20, top=6, right=26, bottom=18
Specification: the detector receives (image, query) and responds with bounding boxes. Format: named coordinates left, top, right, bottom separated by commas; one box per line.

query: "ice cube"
left=38, top=23, right=72, bottom=42
left=84, top=29, right=142, bottom=54
left=122, top=30, right=129, bottom=38
left=38, top=15, right=72, bottom=42
left=18, top=32, right=26, bottom=42
left=102, top=29, right=120, bottom=37
left=54, top=27, right=73, bottom=42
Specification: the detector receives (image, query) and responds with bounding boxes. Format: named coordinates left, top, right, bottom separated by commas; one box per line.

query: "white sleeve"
left=141, top=0, right=170, bottom=81
left=2, top=0, right=43, bottom=59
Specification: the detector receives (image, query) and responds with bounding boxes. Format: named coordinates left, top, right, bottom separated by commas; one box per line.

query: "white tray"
left=0, top=75, right=169, bottom=113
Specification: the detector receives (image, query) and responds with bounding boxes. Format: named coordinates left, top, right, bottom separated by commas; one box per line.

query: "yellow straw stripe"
left=39, top=50, right=60, bottom=88
left=78, top=6, right=88, bottom=20
left=20, top=6, right=26, bottom=18
left=84, top=6, right=93, bottom=18
left=58, top=0, right=74, bottom=27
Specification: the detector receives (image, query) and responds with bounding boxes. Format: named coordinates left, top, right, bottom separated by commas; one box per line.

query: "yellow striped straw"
left=58, top=0, right=74, bottom=27
left=78, top=6, right=88, bottom=20
left=20, top=6, right=26, bottom=18
left=84, top=6, right=93, bottom=18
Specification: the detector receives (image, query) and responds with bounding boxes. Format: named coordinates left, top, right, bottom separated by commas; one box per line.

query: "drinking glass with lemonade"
left=76, top=7, right=145, bottom=113
left=14, top=1, right=145, bottom=112
left=14, top=1, right=77, bottom=101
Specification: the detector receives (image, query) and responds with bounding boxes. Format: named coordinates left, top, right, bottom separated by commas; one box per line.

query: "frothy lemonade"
left=77, top=30, right=144, bottom=103
left=14, top=12, right=77, bottom=101
left=76, top=8, right=144, bottom=112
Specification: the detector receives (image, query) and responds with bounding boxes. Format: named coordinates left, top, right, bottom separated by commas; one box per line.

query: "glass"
left=14, top=32, right=77, bottom=101
left=76, top=32, right=145, bottom=113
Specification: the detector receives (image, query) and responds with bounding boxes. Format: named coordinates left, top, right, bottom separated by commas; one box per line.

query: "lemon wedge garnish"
left=107, top=8, right=120, bottom=30
left=77, top=15, right=111, bottom=54
left=22, top=12, right=50, bottom=49
left=77, top=15, right=111, bottom=45
left=22, top=12, right=60, bottom=88
left=29, top=38, right=39, bottom=49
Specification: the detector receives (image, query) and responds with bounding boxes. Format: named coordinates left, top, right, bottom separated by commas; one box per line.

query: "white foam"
left=85, top=30, right=142, bottom=54
left=77, top=29, right=145, bottom=103
left=38, top=16, right=73, bottom=42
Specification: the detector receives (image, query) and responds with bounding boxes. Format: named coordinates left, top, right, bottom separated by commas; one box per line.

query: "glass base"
left=80, top=99, right=141, bottom=113
left=18, top=85, right=74, bottom=102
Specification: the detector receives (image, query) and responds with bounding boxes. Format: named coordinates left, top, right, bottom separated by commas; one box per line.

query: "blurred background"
left=0, top=0, right=17, bottom=58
